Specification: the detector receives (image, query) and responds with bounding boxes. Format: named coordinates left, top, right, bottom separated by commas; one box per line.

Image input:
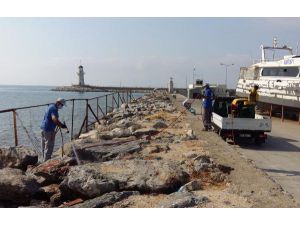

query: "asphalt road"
left=236, top=117, right=300, bottom=203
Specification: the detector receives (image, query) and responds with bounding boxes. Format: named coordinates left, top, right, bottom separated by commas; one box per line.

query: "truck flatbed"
left=212, top=112, right=272, bottom=131
left=211, top=97, right=272, bottom=144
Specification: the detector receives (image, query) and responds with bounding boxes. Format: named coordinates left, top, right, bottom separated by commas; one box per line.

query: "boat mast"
left=260, top=37, right=293, bottom=62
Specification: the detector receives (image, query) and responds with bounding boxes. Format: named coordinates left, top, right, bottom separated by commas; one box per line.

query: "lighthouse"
left=77, top=65, right=85, bottom=86
left=168, top=77, right=174, bottom=93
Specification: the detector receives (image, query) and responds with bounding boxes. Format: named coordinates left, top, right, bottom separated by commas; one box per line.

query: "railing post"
left=117, top=92, right=120, bottom=107
left=112, top=94, right=114, bottom=110
left=126, top=91, right=128, bottom=103
left=106, top=95, right=108, bottom=114
left=12, top=110, right=18, bottom=146
left=96, top=97, right=99, bottom=119
left=269, top=104, right=272, bottom=119
left=86, top=99, right=89, bottom=132
left=71, top=99, right=74, bottom=140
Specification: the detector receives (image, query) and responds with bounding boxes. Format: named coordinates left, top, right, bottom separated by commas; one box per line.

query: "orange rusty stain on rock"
left=61, top=198, right=84, bottom=207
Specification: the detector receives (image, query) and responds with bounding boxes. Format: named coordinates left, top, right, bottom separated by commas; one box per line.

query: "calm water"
left=0, top=85, right=142, bottom=148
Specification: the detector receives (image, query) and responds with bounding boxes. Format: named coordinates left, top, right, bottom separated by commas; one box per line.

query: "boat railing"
left=252, top=58, right=285, bottom=64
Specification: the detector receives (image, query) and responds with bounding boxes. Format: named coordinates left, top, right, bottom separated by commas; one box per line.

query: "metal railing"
left=0, top=90, right=136, bottom=147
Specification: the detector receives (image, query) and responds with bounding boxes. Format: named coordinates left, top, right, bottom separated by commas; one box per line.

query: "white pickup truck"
left=211, top=97, right=272, bottom=144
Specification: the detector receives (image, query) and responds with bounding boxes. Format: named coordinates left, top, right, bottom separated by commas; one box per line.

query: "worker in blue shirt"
left=202, top=84, right=214, bottom=131
left=40, top=98, right=68, bottom=162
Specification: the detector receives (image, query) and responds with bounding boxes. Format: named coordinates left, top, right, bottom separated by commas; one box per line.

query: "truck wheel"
left=219, top=130, right=226, bottom=141
left=254, top=138, right=262, bottom=146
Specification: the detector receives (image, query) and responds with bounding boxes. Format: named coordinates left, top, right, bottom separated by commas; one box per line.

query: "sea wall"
left=0, top=91, right=235, bottom=208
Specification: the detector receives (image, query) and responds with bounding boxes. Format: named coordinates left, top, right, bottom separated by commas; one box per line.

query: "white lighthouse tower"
left=77, top=65, right=85, bottom=86
left=168, top=77, right=174, bottom=93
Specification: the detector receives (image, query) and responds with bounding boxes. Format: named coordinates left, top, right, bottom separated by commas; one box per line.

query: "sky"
left=1, top=17, right=300, bottom=88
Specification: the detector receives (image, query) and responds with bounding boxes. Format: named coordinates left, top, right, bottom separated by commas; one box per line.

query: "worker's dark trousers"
left=41, top=130, right=56, bottom=162
left=202, top=107, right=212, bottom=129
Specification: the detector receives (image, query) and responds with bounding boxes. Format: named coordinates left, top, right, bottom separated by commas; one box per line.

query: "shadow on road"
left=262, top=168, right=300, bottom=177
left=237, top=135, right=300, bottom=153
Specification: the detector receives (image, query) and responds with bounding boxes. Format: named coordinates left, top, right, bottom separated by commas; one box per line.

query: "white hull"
left=236, top=39, right=300, bottom=109
left=236, top=78, right=300, bottom=108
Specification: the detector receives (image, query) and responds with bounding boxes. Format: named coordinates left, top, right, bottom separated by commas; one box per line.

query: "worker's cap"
left=204, top=83, right=210, bottom=87
left=254, top=84, right=259, bottom=89
left=56, top=98, right=67, bottom=106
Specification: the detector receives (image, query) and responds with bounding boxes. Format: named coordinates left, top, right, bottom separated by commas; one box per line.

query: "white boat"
left=236, top=38, right=300, bottom=110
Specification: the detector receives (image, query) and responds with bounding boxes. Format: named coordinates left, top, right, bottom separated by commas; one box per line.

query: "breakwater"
left=0, top=91, right=231, bottom=207
left=51, top=84, right=187, bottom=96
left=0, top=91, right=294, bottom=208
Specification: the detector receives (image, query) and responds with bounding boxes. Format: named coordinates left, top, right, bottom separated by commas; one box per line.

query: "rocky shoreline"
left=0, top=91, right=236, bottom=208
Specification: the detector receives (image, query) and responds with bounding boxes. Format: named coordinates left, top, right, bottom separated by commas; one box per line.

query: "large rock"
left=71, top=191, right=139, bottom=208
left=99, top=132, right=114, bottom=140
left=75, top=140, right=142, bottom=162
left=128, top=124, right=143, bottom=133
left=120, top=103, right=128, bottom=110
left=79, top=130, right=99, bottom=140
left=193, top=155, right=213, bottom=172
left=98, top=127, right=132, bottom=140
left=35, top=183, right=63, bottom=207
left=152, top=120, right=168, bottom=129
left=110, top=128, right=132, bottom=138
left=27, top=157, right=77, bottom=184
left=61, top=166, right=117, bottom=199
left=116, top=118, right=129, bottom=126
left=165, top=105, right=176, bottom=113
left=100, top=160, right=189, bottom=193
left=159, top=192, right=209, bottom=208
left=62, top=159, right=189, bottom=199
left=210, top=172, right=227, bottom=183
left=178, top=180, right=203, bottom=192
left=0, top=168, right=40, bottom=205
left=133, top=128, right=158, bottom=137
left=183, top=151, right=198, bottom=159
left=145, top=144, right=170, bottom=154
left=0, top=146, right=38, bottom=170
left=37, top=184, right=60, bottom=199
left=194, top=155, right=211, bottom=163
left=112, top=111, right=134, bottom=121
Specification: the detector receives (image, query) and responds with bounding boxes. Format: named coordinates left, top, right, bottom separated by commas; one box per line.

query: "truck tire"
left=254, top=137, right=262, bottom=146
left=219, top=129, right=226, bottom=141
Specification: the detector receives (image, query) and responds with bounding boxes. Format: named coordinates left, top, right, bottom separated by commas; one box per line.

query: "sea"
left=0, top=85, right=143, bottom=149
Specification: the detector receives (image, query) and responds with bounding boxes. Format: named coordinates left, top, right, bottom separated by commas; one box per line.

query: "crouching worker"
left=40, top=98, right=68, bottom=162
left=182, top=98, right=196, bottom=115
left=248, top=85, right=259, bottom=105
left=182, top=98, right=192, bottom=110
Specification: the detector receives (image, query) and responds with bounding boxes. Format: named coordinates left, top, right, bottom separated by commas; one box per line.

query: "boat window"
left=261, top=67, right=299, bottom=77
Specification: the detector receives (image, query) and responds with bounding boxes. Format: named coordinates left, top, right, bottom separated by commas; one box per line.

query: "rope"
left=80, top=96, right=198, bottom=147
left=145, top=97, right=198, bottom=140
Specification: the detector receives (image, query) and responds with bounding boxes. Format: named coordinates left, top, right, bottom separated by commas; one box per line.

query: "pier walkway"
left=237, top=118, right=300, bottom=204
left=173, top=94, right=298, bottom=207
